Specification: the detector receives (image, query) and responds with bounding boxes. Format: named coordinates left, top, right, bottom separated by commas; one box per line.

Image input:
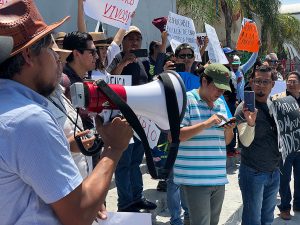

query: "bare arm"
left=113, top=29, right=126, bottom=46
left=51, top=117, right=133, bottom=225
left=237, top=107, right=257, bottom=147
left=159, top=31, right=168, bottom=53
left=180, top=114, right=222, bottom=142
left=110, top=53, right=136, bottom=75
left=77, top=0, right=87, bottom=32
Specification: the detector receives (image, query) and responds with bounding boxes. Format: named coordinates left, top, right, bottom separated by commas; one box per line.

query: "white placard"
left=84, top=0, right=139, bottom=30
left=133, top=116, right=161, bottom=149
left=205, top=23, right=229, bottom=64
left=166, top=12, right=201, bottom=62
left=98, top=212, right=151, bottom=225
left=270, top=81, right=287, bottom=97
left=93, top=74, right=132, bottom=86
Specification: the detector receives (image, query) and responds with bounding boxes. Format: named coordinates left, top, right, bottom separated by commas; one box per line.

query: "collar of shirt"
left=0, top=79, right=48, bottom=107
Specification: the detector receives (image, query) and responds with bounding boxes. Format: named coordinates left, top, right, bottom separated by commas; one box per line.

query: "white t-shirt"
left=107, top=41, right=121, bottom=68
left=47, top=85, right=93, bottom=178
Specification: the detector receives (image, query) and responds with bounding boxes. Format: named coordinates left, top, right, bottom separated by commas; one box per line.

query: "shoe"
left=133, top=198, right=157, bottom=210
left=279, top=210, right=291, bottom=220
left=156, top=180, right=167, bottom=192
left=118, top=205, right=141, bottom=213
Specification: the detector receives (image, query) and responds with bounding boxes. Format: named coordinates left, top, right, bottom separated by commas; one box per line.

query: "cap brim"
left=232, top=62, right=241, bottom=65
left=225, top=50, right=237, bottom=54
left=214, top=82, right=231, bottom=92
left=0, top=36, right=13, bottom=63
left=94, top=43, right=110, bottom=47
left=11, top=16, right=70, bottom=56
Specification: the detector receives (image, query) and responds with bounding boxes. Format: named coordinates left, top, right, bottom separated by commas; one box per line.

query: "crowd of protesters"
left=0, top=1, right=299, bottom=225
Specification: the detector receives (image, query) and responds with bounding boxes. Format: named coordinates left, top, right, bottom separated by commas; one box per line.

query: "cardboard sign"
left=84, top=0, right=139, bottom=30
left=98, top=212, right=151, bottom=225
left=166, top=12, right=201, bottom=62
left=205, top=23, right=229, bottom=64
left=272, top=96, right=300, bottom=162
left=236, top=21, right=260, bottom=53
left=134, top=116, right=161, bottom=149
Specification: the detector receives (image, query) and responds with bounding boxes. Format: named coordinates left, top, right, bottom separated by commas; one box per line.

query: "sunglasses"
left=78, top=48, right=98, bottom=56
left=253, top=79, right=272, bottom=86
left=177, top=54, right=194, bottom=59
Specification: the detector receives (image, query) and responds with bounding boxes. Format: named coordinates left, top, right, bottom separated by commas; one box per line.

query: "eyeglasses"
left=287, top=80, right=299, bottom=85
left=78, top=48, right=98, bottom=57
left=253, top=79, right=272, bottom=86
left=177, top=54, right=194, bottom=59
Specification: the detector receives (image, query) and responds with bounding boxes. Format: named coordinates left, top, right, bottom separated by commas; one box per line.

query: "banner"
left=92, top=74, right=132, bottom=86
left=273, top=96, right=300, bottom=162
left=236, top=19, right=260, bottom=53
left=166, top=12, right=201, bottom=62
left=84, top=0, right=139, bottom=30
left=205, top=23, right=228, bottom=64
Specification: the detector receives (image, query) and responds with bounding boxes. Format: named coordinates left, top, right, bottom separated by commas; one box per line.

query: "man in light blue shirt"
left=0, top=1, right=133, bottom=225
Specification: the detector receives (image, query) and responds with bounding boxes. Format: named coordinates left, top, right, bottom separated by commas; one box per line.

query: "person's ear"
left=21, top=48, right=34, bottom=67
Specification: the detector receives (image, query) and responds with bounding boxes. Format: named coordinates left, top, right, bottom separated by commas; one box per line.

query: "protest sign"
left=134, top=116, right=161, bottom=149
left=270, top=81, right=286, bottom=97
left=236, top=20, right=260, bottom=53
left=272, top=96, right=300, bottom=162
left=84, top=0, right=139, bottom=30
left=92, top=74, right=132, bottom=86
left=166, top=12, right=201, bottom=62
left=205, top=23, right=228, bottom=64
left=98, top=212, right=151, bottom=225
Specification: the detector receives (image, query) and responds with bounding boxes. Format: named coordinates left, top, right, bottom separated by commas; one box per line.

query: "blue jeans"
left=278, top=152, right=300, bottom=211
left=167, top=170, right=189, bottom=225
left=115, top=138, right=144, bottom=209
left=239, top=164, right=280, bottom=225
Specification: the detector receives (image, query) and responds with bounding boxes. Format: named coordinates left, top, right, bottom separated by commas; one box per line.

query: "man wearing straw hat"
left=0, top=1, right=133, bottom=224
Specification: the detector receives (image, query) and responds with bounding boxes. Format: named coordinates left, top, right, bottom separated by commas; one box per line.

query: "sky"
left=281, top=0, right=300, bottom=5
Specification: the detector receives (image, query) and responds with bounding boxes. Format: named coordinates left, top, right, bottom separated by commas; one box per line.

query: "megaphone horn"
left=70, top=71, right=187, bottom=130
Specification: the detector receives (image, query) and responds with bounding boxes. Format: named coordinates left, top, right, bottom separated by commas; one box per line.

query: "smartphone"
left=130, top=49, right=148, bottom=58
left=244, top=91, right=255, bottom=112
left=174, top=63, right=186, bottom=72
left=218, top=117, right=236, bottom=128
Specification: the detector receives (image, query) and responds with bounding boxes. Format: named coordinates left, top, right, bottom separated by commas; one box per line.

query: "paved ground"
left=105, top=156, right=300, bottom=225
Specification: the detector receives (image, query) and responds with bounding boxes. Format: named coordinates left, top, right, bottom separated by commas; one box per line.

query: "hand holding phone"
left=174, top=63, right=186, bottom=72
left=218, top=117, right=236, bottom=128
left=244, top=91, right=255, bottom=112
left=130, top=49, right=148, bottom=58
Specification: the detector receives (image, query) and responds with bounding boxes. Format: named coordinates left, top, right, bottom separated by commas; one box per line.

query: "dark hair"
left=0, top=34, right=52, bottom=79
left=63, top=31, right=93, bottom=63
left=287, top=71, right=300, bottom=81
left=174, top=43, right=194, bottom=57
left=252, top=65, right=276, bottom=81
left=149, top=41, right=160, bottom=57
left=166, top=45, right=173, bottom=54
left=199, top=73, right=213, bottom=86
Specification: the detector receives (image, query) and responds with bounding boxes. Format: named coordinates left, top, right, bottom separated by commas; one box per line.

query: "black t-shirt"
left=235, top=100, right=281, bottom=172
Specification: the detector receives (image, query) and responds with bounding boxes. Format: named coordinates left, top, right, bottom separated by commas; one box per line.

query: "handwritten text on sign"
left=236, top=21, right=260, bottom=53
left=84, top=0, right=139, bottom=30
left=166, top=12, right=201, bottom=62
left=273, top=96, right=300, bottom=162
left=134, top=116, right=161, bottom=149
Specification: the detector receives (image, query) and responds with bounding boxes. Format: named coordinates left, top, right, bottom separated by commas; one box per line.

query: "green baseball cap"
left=204, top=64, right=231, bottom=92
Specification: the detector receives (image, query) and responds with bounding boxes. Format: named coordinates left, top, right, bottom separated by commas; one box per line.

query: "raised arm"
left=77, top=0, right=87, bottom=32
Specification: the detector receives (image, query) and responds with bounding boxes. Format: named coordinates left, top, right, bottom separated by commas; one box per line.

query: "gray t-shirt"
left=235, top=101, right=281, bottom=172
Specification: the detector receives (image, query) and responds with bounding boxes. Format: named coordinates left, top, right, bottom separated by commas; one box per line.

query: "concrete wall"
left=35, top=0, right=176, bottom=49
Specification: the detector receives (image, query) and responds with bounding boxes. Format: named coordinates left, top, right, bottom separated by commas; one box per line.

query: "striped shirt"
left=174, top=89, right=228, bottom=186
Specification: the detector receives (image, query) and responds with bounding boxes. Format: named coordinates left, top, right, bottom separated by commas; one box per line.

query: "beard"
left=256, top=91, right=265, bottom=97
left=37, top=83, right=56, bottom=97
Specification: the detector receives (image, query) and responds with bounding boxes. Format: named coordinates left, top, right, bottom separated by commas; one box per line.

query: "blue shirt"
left=0, top=79, right=83, bottom=225
left=174, top=89, right=228, bottom=186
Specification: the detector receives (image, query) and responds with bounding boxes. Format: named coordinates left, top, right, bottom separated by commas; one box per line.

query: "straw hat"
left=89, top=32, right=110, bottom=47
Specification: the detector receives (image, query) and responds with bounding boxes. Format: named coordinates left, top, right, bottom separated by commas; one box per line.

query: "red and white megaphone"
left=70, top=71, right=187, bottom=130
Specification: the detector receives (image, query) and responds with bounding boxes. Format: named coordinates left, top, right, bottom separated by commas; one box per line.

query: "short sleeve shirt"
left=0, top=79, right=82, bottom=225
